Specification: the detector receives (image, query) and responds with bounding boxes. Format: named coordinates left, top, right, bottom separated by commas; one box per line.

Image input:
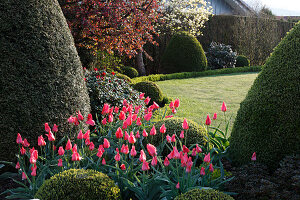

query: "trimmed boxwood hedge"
left=175, top=189, right=234, bottom=200
left=35, top=169, right=121, bottom=200
left=133, top=81, right=164, bottom=105
left=235, top=55, right=250, bottom=67
left=229, top=22, right=300, bottom=169
left=122, top=66, right=139, bottom=78
left=161, top=31, right=207, bottom=73
left=0, top=0, right=90, bottom=162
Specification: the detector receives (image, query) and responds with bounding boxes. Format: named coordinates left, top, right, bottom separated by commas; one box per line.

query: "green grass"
left=156, top=72, right=259, bottom=134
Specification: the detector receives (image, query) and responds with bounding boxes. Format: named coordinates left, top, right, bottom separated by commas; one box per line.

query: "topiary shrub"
left=161, top=31, right=207, bottom=73
left=229, top=22, right=300, bottom=169
left=115, top=73, right=132, bottom=83
left=122, top=66, right=139, bottom=78
left=34, top=169, right=121, bottom=200
left=235, top=55, right=250, bottom=67
left=86, top=70, right=143, bottom=119
left=151, top=118, right=207, bottom=155
left=133, top=81, right=164, bottom=105
left=175, top=188, right=234, bottom=200
left=206, top=42, right=237, bottom=70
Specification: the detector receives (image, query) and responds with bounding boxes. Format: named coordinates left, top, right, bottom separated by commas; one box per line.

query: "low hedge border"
left=132, top=66, right=262, bottom=83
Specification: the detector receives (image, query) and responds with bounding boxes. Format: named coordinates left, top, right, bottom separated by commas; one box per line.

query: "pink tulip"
left=176, top=182, right=180, bottom=189
left=152, top=102, right=160, bottom=109
left=83, top=130, right=90, bottom=140
left=20, top=147, right=26, bottom=155
left=38, top=135, right=46, bottom=146
left=191, top=148, right=197, bottom=156
left=77, top=111, right=84, bottom=121
left=65, top=139, right=72, bottom=151
left=120, top=164, right=126, bottom=170
left=182, top=118, right=189, bottom=130
left=144, top=112, right=152, bottom=121
left=102, top=103, right=110, bottom=115
left=169, top=101, right=174, bottom=109
left=53, top=124, right=58, bottom=132
left=213, top=113, right=217, bottom=120
left=29, top=150, right=38, bottom=164
left=102, top=158, right=106, bottom=165
left=182, top=145, right=190, bottom=153
left=124, top=131, right=129, bottom=141
left=119, top=111, right=126, bottom=121
left=166, top=135, right=172, bottom=143
left=128, top=132, right=136, bottom=144
left=114, top=107, right=119, bottom=113
left=160, top=124, right=166, bottom=134
left=147, top=144, right=157, bottom=157
left=174, top=99, right=180, bottom=108
left=22, top=139, right=30, bottom=147
left=77, top=130, right=84, bottom=140
left=172, top=108, right=177, bottom=114
left=130, top=146, right=137, bottom=157
left=139, top=93, right=145, bottom=99
left=171, top=134, right=176, bottom=143
left=16, top=133, right=23, bottom=144
left=72, top=144, right=78, bottom=153
left=136, top=117, right=142, bottom=126
left=251, top=152, right=256, bottom=161
left=151, top=156, right=158, bottom=166
left=209, top=163, right=214, bottom=172
left=46, top=130, right=55, bottom=141
left=142, top=129, right=148, bottom=137
left=180, top=130, right=184, bottom=139
left=89, top=142, right=95, bottom=151
left=58, top=146, right=65, bottom=156
left=164, top=157, right=170, bottom=166
left=121, top=144, right=129, bottom=154
left=68, top=116, right=75, bottom=124
left=58, top=159, right=63, bottom=167
left=15, top=162, right=20, bottom=169
left=22, top=172, right=27, bottom=180
left=86, top=114, right=95, bottom=126
left=135, top=130, right=140, bottom=138
left=200, top=167, right=205, bottom=175
left=221, top=102, right=227, bottom=112
left=97, top=148, right=104, bottom=158
left=150, top=125, right=156, bottom=136
left=31, top=165, right=37, bottom=177
left=29, top=147, right=35, bottom=154
left=196, top=144, right=202, bottom=153
left=101, top=118, right=107, bottom=125
left=103, top=138, right=110, bottom=149
left=144, top=96, right=151, bottom=105
left=204, top=153, right=211, bottom=163
left=108, top=114, right=113, bottom=123
left=205, top=115, right=211, bottom=126
left=72, top=151, right=81, bottom=161
left=44, top=123, right=51, bottom=133
left=142, top=161, right=150, bottom=171
left=115, top=127, right=123, bottom=139
left=139, top=150, right=146, bottom=162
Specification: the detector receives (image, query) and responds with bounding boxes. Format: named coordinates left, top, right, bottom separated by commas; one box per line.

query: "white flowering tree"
left=158, top=0, right=213, bottom=36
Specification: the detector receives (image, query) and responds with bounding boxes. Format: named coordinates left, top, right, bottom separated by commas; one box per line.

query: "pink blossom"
left=176, top=182, right=180, bottom=189
left=128, top=132, right=136, bottom=144
left=151, top=156, right=158, bottom=166
left=200, top=167, right=205, bottom=175
left=139, top=93, right=145, bottom=100
left=209, top=163, right=214, bottom=172
left=146, top=144, right=157, bottom=157
left=204, top=153, right=211, bottom=163
left=121, top=144, right=129, bottom=154
left=65, top=139, right=72, bottom=151
left=139, top=150, right=146, bottom=162
left=115, top=127, right=123, bottom=139
left=142, top=129, right=148, bottom=137
left=77, top=130, right=84, bottom=140
left=58, top=159, right=63, bottom=167
left=102, top=103, right=110, bottom=115
left=174, top=99, right=180, bottom=108
left=144, top=96, right=151, bottom=105
left=103, top=138, right=110, bottom=149
left=77, top=111, right=84, bottom=121
left=53, top=124, right=58, bottom=132
left=130, top=146, right=137, bottom=157
left=213, top=113, right=217, bottom=120
left=142, top=161, right=150, bottom=171
left=150, top=125, right=156, bottom=136
left=180, top=130, right=184, bottom=139
left=58, top=146, right=65, bottom=156
left=38, top=135, right=46, bottom=146
left=144, top=112, right=152, bottom=121
left=22, top=139, right=30, bottom=147
left=44, top=123, right=51, bottom=132
left=221, top=101, right=227, bottom=112
left=120, top=164, right=126, bottom=170
left=164, top=157, right=170, bottom=166
left=205, top=115, right=211, bottom=125
left=16, top=133, right=23, bottom=144
left=251, top=152, right=256, bottom=161
left=182, top=118, right=189, bottom=130
left=86, top=114, right=95, bottom=126
left=160, top=124, right=166, bottom=134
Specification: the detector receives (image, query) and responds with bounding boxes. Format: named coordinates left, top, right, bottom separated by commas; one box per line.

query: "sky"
left=244, top=0, right=300, bottom=16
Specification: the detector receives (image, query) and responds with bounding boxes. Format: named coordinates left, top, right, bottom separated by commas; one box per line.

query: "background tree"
left=59, top=0, right=161, bottom=75
left=0, top=0, right=90, bottom=163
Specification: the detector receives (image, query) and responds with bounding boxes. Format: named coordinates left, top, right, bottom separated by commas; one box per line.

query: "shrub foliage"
left=175, top=188, right=234, bottom=200
left=161, top=31, right=207, bottom=73
left=235, top=55, right=250, bottom=67
left=133, top=81, right=164, bottom=105
left=230, top=22, right=300, bottom=169
left=122, top=66, right=139, bottom=78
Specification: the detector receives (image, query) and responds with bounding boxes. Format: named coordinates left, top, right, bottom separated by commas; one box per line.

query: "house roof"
left=224, top=0, right=255, bottom=15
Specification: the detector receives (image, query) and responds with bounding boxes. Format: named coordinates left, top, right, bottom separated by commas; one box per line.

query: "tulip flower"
left=103, top=138, right=110, bottom=149
left=165, top=115, right=173, bottom=119
left=108, top=114, right=113, bottom=123
left=102, top=103, right=110, bottom=115
left=164, top=157, right=170, bottom=166
left=174, top=99, right=180, bottom=108
left=171, top=134, right=176, bottom=143
left=22, top=172, right=27, bottom=180
left=147, top=144, right=157, bottom=157
left=38, top=135, right=46, bottom=146
left=29, top=147, right=35, bottom=154
left=20, top=147, right=26, bottom=155
left=130, top=146, right=137, bottom=157
left=150, top=125, right=156, bottom=136
left=180, top=130, right=184, bottom=139
left=151, top=156, right=158, bottom=166
left=182, top=118, right=189, bottom=130
left=102, top=158, right=106, bottom=165
left=46, top=130, right=55, bottom=141
left=114, top=107, right=119, bottom=113
left=205, top=115, right=211, bottom=125
left=68, top=116, right=76, bottom=124
left=160, top=124, right=166, bottom=134
left=182, top=145, right=190, bottom=153
left=139, top=93, right=145, bottom=99
left=21, top=139, right=30, bottom=147
left=83, top=130, right=90, bottom=140
left=135, top=130, right=140, bottom=138
left=121, top=144, right=129, bottom=154
left=31, top=165, right=37, bottom=176
left=251, top=152, right=256, bottom=161
left=119, top=111, right=126, bottom=120
left=128, top=132, right=136, bottom=144
left=77, top=111, right=84, bottom=121
left=191, top=148, right=197, bottom=156
left=58, top=146, right=65, bottom=156
left=144, top=112, right=152, bottom=121
left=89, top=142, right=95, bottom=151
left=153, top=102, right=160, bottom=109
left=53, top=124, right=58, bottom=132
left=97, top=148, right=104, bottom=158
left=58, top=159, right=63, bottom=167
left=144, top=96, right=151, bottom=105
left=196, top=144, right=202, bottom=153
left=172, top=108, right=177, bottom=114
left=186, top=158, right=193, bottom=173
left=169, top=101, right=174, bottom=109
left=109, top=107, right=114, bottom=115
left=101, top=118, right=107, bottom=125
left=86, top=114, right=95, bottom=126
left=142, top=129, right=148, bottom=137
left=200, top=167, right=205, bottom=175
left=139, top=150, right=146, bottom=162
left=72, top=144, right=78, bottom=153
left=120, top=164, right=126, bottom=170
left=176, top=182, right=180, bottom=189
left=44, top=123, right=51, bottom=133
left=114, top=152, right=121, bottom=161
left=142, top=161, right=150, bottom=171
left=115, top=127, right=123, bottom=139
left=209, top=163, right=214, bottom=172
left=203, top=153, right=211, bottom=163
left=16, top=133, right=23, bottom=144
left=65, top=139, right=72, bottom=151
left=77, top=130, right=84, bottom=140
left=15, top=162, right=20, bottom=169
left=166, top=135, right=172, bottom=143
left=181, top=153, right=188, bottom=167
left=132, top=114, right=137, bottom=121
left=72, top=152, right=81, bottom=161
left=136, top=117, right=142, bottom=126
left=221, top=101, right=227, bottom=112
left=85, top=138, right=90, bottom=146
left=30, top=150, right=38, bottom=164
left=213, top=113, right=217, bottom=120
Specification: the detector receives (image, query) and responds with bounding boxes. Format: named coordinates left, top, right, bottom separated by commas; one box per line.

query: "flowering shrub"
left=2, top=99, right=233, bottom=199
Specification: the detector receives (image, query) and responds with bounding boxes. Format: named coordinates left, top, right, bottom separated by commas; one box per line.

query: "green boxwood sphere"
left=229, top=22, right=300, bottom=169
left=175, top=188, right=234, bottom=200
left=235, top=55, right=250, bottom=67
left=151, top=118, right=207, bottom=155
left=122, top=66, right=139, bottom=78
left=34, top=169, right=121, bottom=200
left=162, top=31, right=207, bottom=73
left=116, top=73, right=132, bottom=83
left=133, top=81, right=164, bottom=105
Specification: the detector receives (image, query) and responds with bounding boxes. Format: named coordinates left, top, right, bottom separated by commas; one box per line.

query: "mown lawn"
left=157, top=72, right=259, bottom=133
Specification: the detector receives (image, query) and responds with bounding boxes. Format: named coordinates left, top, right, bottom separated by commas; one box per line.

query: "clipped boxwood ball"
left=175, top=188, right=234, bottom=200
left=235, top=55, right=250, bottom=67
left=116, top=73, right=132, bottom=83
left=229, top=22, right=300, bottom=169
left=162, top=31, right=207, bottom=73
left=122, top=66, right=139, bottom=78
left=34, top=169, right=121, bottom=200
left=151, top=118, right=207, bottom=155
left=133, top=81, right=163, bottom=105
